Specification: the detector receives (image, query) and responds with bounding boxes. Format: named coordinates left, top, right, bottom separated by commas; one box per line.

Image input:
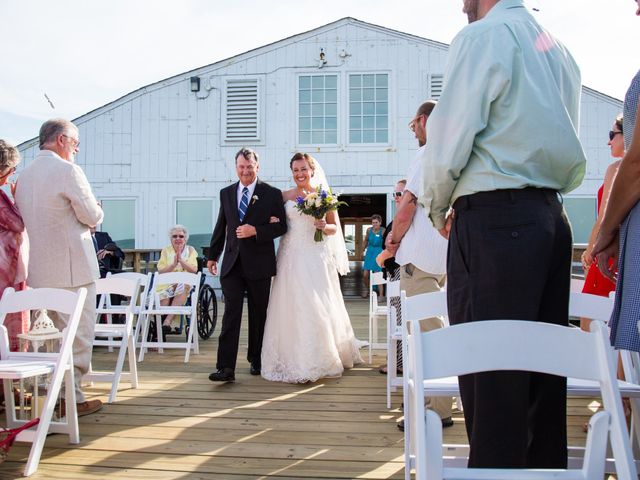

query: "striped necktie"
left=238, top=186, right=249, bottom=222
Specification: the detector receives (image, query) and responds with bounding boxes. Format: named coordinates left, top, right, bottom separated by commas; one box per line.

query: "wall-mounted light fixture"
left=190, top=76, right=201, bottom=92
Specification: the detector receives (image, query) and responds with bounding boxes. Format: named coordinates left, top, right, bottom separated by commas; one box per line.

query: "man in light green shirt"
left=422, top=0, right=585, bottom=231
left=421, top=0, right=586, bottom=470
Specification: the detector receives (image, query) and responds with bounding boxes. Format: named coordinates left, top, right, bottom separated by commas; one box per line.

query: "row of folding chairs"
left=86, top=271, right=202, bottom=402
left=395, top=287, right=640, bottom=479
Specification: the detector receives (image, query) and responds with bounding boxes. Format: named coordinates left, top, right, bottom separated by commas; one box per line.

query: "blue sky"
left=1, top=0, right=637, bottom=145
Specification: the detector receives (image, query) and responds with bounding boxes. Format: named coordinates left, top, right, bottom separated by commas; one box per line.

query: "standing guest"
left=593, top=1, right=640, bottom=353
left=155, top=225, right=198, bottom=336
left=580, top=116, right=624, bottom=331
left=15, top=119, right=104, bottom=416
left=361, top=214, right=385, bottom=298
left=376, top=179, right=405, bottom=375
left=422, top=0, right=586, bottom=468
left=0, top=140, right=28, bottom=351
left=388, top=100, right=451, bottom=431
left=207, top=148, right=287, bottom=382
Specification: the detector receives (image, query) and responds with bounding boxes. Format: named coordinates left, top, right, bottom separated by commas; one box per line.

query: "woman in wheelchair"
left=156, top=225, right=198, bottom=336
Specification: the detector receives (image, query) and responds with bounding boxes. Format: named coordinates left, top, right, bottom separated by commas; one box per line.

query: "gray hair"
left=0, top=139, right=20, bottom=172
left=169, top=224, right=189, bottom=241
left=39, top=118, right=77, bottom=149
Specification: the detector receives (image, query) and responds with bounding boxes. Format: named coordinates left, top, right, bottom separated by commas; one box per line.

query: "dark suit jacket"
left=208, top=179, right=287, bottom=280
left=94, top=231, right=125, bottom=274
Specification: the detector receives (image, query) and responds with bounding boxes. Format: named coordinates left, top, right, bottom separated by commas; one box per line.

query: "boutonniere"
left=251, top=195, right=259, bottom=205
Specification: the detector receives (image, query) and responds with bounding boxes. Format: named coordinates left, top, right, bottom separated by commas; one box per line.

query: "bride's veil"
left=310, top=159, right=350, bottom=276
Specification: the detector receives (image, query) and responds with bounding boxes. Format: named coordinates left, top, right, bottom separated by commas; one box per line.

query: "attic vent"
left=225, top=79, right=260, bottom=142
left=429, top=74, right=444, bottom=100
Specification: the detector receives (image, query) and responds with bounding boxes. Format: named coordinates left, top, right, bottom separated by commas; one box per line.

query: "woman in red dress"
left=0, top=140, right=29, bottom=351
left=580, top=116, right=624, bottom=329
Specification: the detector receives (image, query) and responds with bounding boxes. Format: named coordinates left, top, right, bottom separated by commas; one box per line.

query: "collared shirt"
left=421, top=0, right=586, bottom=229
left=236, top=178, right=258, bottom=209
left=396, top=146, right=448, bottom=275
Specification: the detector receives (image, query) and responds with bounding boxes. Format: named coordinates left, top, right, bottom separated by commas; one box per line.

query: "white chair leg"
left=108, top=337, right=129, bottom=404
left=127, top=333, right=139, bottom=389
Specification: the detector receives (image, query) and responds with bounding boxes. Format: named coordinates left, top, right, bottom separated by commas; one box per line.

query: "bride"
left=261, top=152, right=363, bottom=383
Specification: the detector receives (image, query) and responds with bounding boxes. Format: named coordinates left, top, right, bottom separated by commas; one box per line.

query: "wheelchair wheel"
left=197, top=284, right=217, bottom=340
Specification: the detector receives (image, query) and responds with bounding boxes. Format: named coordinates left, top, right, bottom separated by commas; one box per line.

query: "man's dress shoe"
left=250, top=363, right=261, bottom=376
left=209, top=368, right=235, bottom=382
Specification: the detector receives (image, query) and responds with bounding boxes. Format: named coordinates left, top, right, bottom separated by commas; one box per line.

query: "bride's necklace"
left=297, top=186, right=311, bottom=196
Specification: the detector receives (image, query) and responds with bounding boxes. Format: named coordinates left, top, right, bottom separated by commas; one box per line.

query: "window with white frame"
left=298, top=75, right=338, bottom=145
left=100, top=199, right=136, bottom=249
left=176, top=199, right=214, bottom=253
left=349, top=73, right=389, bottom=144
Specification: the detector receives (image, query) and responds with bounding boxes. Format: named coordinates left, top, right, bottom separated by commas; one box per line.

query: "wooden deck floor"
left=2, top=299, right=596, bottom=479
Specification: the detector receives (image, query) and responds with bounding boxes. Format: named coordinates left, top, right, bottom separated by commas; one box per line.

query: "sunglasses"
left=609, top=130, right=622, bottom=141
left=393, top=191, right=403, bottom=198
left=172, top=235, right=185, bottom=239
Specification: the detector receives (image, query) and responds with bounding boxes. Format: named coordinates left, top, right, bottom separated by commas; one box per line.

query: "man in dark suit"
left=91, top=227, right=125, bottom=278
left=207, top=148, right=287, bottom=381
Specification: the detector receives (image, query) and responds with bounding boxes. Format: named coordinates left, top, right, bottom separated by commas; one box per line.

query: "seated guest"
left=91, top=226, right=125, bottom=278
left=156, top=225, right=198, bottom=336
left=0, top=140, right=29, bottom=351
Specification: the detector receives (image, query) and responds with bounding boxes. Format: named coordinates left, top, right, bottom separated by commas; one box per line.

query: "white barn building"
left=17, top=17, right=622, bottom=255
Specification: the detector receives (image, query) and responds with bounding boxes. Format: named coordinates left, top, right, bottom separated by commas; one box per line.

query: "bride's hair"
left=289, top=152, right=315, bottom=174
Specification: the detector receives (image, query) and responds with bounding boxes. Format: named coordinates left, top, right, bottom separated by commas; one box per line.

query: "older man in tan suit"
left=16, top=118, right=104, bottom=416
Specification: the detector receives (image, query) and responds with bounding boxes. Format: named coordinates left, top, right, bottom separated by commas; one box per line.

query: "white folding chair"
left=84, top=276, right=141, bottom=403
left=104, top=272, right=153, bottom=348
left=569, top=291, right=614, bottom=322
left=368, top=271, right=388, bottom=363
left=0, top=287, right=87, bottom=477
left=407, top=318, right=635, bottom=480
left=401, top=289, right=640, bottom=478
left=138, top=271, right=201, bottom=363
left=571, top=277, right=586, bottom=293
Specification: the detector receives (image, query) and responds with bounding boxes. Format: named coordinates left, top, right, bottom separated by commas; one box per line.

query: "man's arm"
left=254, top=188, right=287, bottom=243
left=208, top=193, right=227, bottom=262
left=66, top=164, right=103, bottom=227
left=389, top=190, right=417, bottom=247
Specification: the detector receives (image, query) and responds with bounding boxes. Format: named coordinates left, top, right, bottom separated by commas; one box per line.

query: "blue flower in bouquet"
left=294, top=184, right=347, bottom=242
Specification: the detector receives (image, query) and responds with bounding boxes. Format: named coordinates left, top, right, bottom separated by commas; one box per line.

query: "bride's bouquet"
left=295, top=185, right=347, bottom=242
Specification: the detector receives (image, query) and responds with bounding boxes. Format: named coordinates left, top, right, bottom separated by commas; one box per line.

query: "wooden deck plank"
left=1, top=298, right=596, bottom=479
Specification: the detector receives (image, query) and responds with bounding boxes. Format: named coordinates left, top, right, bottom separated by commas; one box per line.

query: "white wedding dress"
left=261, top=201, right=363, bottom=383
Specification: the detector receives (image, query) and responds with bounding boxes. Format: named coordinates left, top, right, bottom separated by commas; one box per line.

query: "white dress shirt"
left=236, top=178, right=258, bottom=209
left=396, top=146, right=448, bottom=275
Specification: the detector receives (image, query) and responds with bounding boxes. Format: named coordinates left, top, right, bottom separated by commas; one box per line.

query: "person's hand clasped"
left=313, top=218, right=327, bottom=231
left=592, top=228, right=619, bottom=282
left=269, top=216, right=280, bottom=224
left=236, top=224, right=257, bottom=238
left=439, top=211, right=454, bottom=240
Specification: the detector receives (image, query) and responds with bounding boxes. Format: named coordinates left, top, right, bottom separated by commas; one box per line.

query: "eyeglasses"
left=609, top=130, right=622, bottom=141
left=408, top=114, right=425, bottom=132
left=172, top=235, right=185, bottom=239
left=62, top=134, right=80, bottom=147
left=393, top=191, right=403, bottom=198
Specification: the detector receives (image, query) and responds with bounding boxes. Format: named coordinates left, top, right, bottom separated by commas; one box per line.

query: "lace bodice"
left=278, top=201, right=329, bottom=252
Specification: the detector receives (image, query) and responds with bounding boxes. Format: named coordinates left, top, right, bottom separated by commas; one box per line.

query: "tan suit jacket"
left=15, top=150, right=103, bottom=288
